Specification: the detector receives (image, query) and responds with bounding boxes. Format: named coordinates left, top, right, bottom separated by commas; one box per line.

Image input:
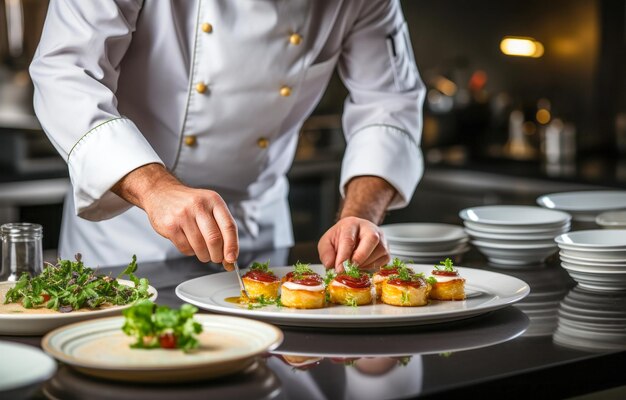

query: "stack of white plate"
left=553, top=286, right=626, bottom=351
left=555, top=229, right=626, bottom=291
left=537, top=190, right=626, bottom=222
left=595, top=210, right=626, bottom=229
left=381, top=223, right=470, bottom=264
left=459, top=205, right=571, bottom=266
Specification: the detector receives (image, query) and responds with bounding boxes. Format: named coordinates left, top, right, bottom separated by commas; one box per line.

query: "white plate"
left=596, top=210, right=626, bottom=228
left=555, top=229, right=626, bottom=249
left=559, top=251, right=626, bottom=264
left=0, top=280, right=158, bottom=335
left=464, top=227, right=566, bottom=241
left=175, top=265, right=530, bottom=328
left=463, top=220, right=570, bottom=234
left=41, top=314, right=283, bottom=383
left=561, top=262, right=626, bottom=275
left=557, top=247, right=626, bottom=260
left=386, top=238, right=469, bottom=253
left=471, top=245, right=558, bottom=266
left=471, top=239, right=556, bottom=250
left=558, top=254, right=626, bottom=268
left=537, top=190, right=626, bottom=213
left=459, top=205, right=571, bottom=226
left=380, top=223, right=468, bottom=244
left=560, top=266, right=626, bottom=292
left=0, top=341, right=57, bottom=400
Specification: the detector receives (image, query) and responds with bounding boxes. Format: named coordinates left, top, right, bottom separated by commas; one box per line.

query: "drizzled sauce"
left=242, top=270, right=279, bottom=282
left=283, top=271, right=323, bottom=286
left=335, top=274, right=371, bottom=289
left=432, top=270, right=459, bottom=277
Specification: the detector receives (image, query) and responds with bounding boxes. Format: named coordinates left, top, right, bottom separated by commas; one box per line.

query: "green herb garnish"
left=3, top=254, right=151, bottom=312
left=345, top=295, right=358, bottom=308
left=250, top=261, right=273, bottom=274
left=426, top=276, right=437, bottom=285
left=400, top=291, right=410, bottom=305
left=122, top=299, right=203, bottom=352
left=247, top=294, right=282, bottom=310
left=292, top=261, right=314, bottom=280
left=342, top=260, right=362, bottom=278
left=382, top=257, right=406, bottom=270
left=434, top=258, right=456, bottom=273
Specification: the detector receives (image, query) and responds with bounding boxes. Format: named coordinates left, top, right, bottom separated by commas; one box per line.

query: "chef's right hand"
left=112, top=163, right=239, bottom=264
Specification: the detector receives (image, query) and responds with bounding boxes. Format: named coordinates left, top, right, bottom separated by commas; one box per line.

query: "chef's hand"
left=111, top=163, right=239, bottom=265
left=318, top=216, right=389, bottom=271
left=318, top=176, right=396, bottom=272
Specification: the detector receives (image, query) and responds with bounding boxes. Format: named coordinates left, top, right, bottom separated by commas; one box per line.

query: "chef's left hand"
left=318, top=216, right=390, bottom=272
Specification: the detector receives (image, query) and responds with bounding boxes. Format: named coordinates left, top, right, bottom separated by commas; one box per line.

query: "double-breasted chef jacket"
left=30, top=0, right=425, bottom=267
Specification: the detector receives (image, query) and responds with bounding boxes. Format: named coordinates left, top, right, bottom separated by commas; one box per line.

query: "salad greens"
left=122, top=299, right=203, bottom=352
left=292, top=261, right=314, bottom=279
left=342, top=261, right=362, bottom=278
left=249, top=260, right=273, bottom=274
left=3, top=254, right=151, bottom=312
left=434, top=258, right=456, bottom=272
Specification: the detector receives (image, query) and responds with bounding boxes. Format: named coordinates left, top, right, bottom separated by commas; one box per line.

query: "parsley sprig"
left=122, top=299, right=203, bottom=352
left=292, top=262, right=314, bottom=280
left=342, top=260, right=362, bottom=278
left=250, top=261, right=273, bottom=274
left=434, top=258, right=456, bottom=272
left=3, top=254, right=151, bottom=312
left=382, top=257, right=406, bottom=270
left=247, top=295, right=283, bottom=309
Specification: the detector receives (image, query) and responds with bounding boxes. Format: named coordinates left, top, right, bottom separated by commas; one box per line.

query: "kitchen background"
left=0, top=0, right=625, bottom=256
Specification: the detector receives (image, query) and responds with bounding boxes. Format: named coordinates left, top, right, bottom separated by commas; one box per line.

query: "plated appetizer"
left=242, top=261, right=280, bottom=301
left=280, top=262, right=325, bottom=309
left=372, top=258, right=412, bottom=299
left=328, top=261, right=373, bottom=307
left=429, top=258, right=466, bottom=301
left=381, top=265, right=433, bottom=307
left=122, top=299, right=203, bottom=352
left=3, top=254, right=152, bottom=312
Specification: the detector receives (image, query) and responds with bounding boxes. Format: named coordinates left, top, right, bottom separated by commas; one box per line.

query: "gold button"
left=184, top=135, right=197, bottom=147
left=257, top=137, right=269, bottom=149
left=289, top=33, right=302, bottom=45
left=279, top=85, right=292, bottom=97
left=201, top=23, right=213, bottom=33
left=195, top=82, right=207, bottom=94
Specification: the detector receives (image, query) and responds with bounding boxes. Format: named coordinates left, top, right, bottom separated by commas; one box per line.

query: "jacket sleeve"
left=29, top=0, right=164, bottom=221
left=337, top=0, right=425, bottom=210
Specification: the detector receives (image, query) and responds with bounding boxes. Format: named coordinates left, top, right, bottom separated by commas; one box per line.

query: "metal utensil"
left=224, top=261, right=249, bottom=299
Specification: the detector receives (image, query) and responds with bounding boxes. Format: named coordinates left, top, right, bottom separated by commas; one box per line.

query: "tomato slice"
left=159, top=332, right=177, bottom=349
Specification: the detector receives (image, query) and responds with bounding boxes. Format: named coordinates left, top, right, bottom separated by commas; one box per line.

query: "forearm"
left=339, top=176, right=396, bottom=224
left=111, top=163, right=180, bottom=209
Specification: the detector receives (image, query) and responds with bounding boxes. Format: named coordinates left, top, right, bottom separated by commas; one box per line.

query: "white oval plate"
left=537, top=190, right=626, bottom=213
left=0, top=280, right=158, bottom=336
left=0, top=341, right=57, bottom=399
left=555, top=229, right=626, bottom=249
left=41, top=314, right=283, bottom=383
left=175, top=265, right=530, bottom=328
left=459, top=205, right=571, bottom=226
left=380, top=223, right=468, bottom=244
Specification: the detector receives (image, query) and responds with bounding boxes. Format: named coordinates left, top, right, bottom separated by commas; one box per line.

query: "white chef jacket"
left=30, top=0, right=425, bottom=267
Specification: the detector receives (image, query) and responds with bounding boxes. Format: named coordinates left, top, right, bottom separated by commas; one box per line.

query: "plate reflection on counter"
left=553, top=286, right=626, bottom=352
left=42, top=361, right=281, bottom=400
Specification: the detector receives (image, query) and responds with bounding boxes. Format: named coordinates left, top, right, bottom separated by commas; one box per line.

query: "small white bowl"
left=464, top=227, right=567, bottom=241
left=472, top=244, right=558, bottom=266
left=555, top=229, right=626, bottom=249
left=381, top=223, right=468, bottom=244
left=596, top=210, right=626, bottom=229
left=459, top=205, right=571, bottom=227
left=559, top=251, right=626, bottom=265
left=463, top=220, right=570, bottom=234
left=537, top=190, right=626, bottom=213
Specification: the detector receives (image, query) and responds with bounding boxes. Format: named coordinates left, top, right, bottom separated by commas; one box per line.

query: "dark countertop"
left=3, top=243, right=626, bottom=400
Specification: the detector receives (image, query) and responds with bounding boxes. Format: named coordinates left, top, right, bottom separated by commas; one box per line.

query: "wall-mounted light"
left=500, top=36, right=544, bottom=58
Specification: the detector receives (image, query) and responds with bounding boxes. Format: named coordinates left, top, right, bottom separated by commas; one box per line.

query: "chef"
left=29, top=0, right=425, bottom=270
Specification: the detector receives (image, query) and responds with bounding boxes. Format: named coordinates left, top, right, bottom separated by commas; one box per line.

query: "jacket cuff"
left=340, top=124, right=423, bottom=210
left=67, top=118, right=164, bottom=221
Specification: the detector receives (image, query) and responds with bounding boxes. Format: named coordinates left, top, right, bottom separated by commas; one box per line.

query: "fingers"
left=195, top=211, right=224, bottom=263
left=169, top=228, right=195, bottom=257
left=350, top=230, right=384, bottom=267
left=222, top=262, right=235, bottom=271
left=181, top=221, right=212, bottom=262
left=359, top=244, right=390, bottom=270
left=318, top=231, right=336, bottom=270
left=212, top=201, right=239, bottom=263
left=334, top=224, right=358, bottom=272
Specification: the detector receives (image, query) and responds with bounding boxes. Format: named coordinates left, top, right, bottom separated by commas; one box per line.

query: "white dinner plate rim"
left=380, top=223, right=468, bottom=244
left=555, top=229, right=626, bottom=248
left=175, top=265, right=530, bottom=328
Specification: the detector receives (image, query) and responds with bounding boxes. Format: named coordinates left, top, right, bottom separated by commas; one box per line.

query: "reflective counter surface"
left=4, top=244, right=626, bottom=400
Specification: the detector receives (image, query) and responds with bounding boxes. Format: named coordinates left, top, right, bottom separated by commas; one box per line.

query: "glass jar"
left=1, top=223, right=43, bottom=282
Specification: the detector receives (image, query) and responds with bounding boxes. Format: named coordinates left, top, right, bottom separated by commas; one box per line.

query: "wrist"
left=339, top=176, right=396, bottom=224
left=111, top=163, right=180, bottom=209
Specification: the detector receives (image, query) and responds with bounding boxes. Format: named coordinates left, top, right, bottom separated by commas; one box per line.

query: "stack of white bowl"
left=459, top=205, right=572, bottom=266
left=380, top=223, right=470, bottom=264
left=555, top=229, right=626, bottom=291
left=537, top=190, right=626, bottom=223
